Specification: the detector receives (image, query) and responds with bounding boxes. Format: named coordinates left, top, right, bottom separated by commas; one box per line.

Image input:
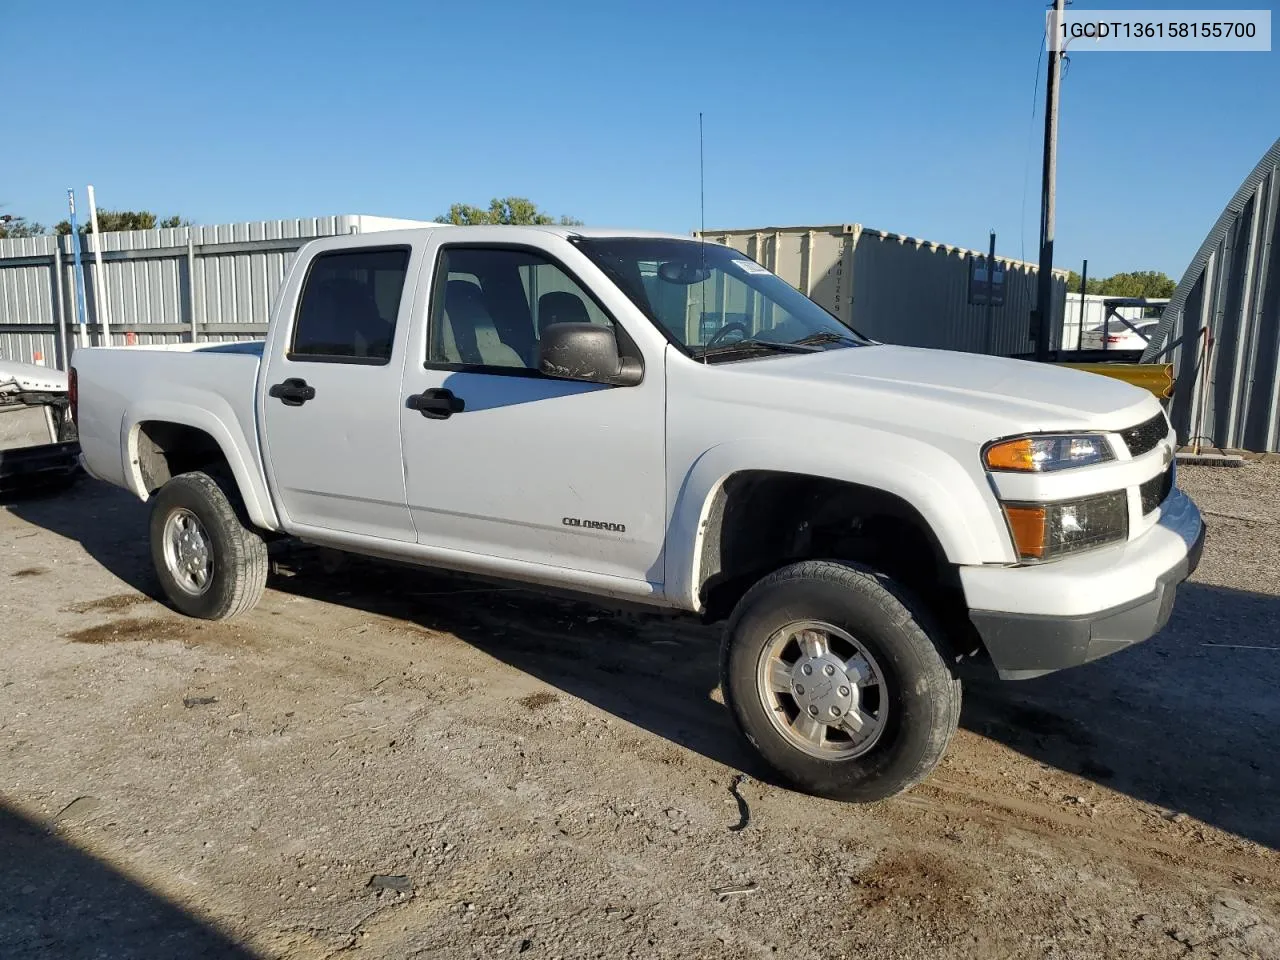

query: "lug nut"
left=823, top=664, right=835, bottom=676
left=838, top=685, right=850, bottom=697
left=802, top=664, right=812, bottom=676
left=808, top=705, right=819, bottom=717
left=830, top=706, right=841, bottom=717
left=794, top=684, right=805, bottom=695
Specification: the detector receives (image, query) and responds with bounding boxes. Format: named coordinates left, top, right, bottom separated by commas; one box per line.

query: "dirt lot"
left=2, top=464, right=1278, bottom=959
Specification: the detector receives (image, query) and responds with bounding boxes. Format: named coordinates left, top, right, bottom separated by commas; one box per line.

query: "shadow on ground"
left=9, top=480, right=1279, bottom=850
left=0, top=799, right=257, bottom=958
left=961, top=579, right=1280, bottom=849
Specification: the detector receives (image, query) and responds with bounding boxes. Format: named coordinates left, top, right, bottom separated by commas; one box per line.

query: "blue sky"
left=2, top=0, right=1275, bottom=277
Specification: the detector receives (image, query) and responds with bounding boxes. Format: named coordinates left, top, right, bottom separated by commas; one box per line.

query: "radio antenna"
left=699, top=111, right=706, bottom=238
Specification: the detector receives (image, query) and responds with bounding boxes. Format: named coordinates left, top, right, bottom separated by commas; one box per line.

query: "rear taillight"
left=1105, top=335, right=1124, bottom=344
left=69, top=367, right=78, bottom=423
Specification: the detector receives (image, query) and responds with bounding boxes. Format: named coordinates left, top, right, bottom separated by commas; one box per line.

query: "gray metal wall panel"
left=0, top=236, right=60, bottom=365
left=0, top=332, right=58, bottom=366
left=697, top=224, right=1066, bottom=355
left=1144, top=138, right=1280, bottom=451
left=0, top=215, right=427, bottom=364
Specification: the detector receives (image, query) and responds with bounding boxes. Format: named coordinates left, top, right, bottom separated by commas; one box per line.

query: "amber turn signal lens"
left=985, top=438, right=1037, bottom=471
left=1002, top=504, right=1047, bottom=560
left=984, top=434, right=1114, bottom=472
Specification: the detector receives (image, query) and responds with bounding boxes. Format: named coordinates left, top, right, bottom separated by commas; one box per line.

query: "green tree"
left=1097, top=270, right=1177, bottom=299
left=1066, top=270, right=1102, bottom=295
left=0, top=215, right=46, bottom=239
left=434, top=196, right=582, bottom=226
left=54, top=210, right=190, bottom=235
left=1066, top=269, right=1176, bottom=299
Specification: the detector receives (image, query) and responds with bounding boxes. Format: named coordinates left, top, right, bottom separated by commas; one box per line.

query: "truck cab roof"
left=393, top=224, right=696, bottom=243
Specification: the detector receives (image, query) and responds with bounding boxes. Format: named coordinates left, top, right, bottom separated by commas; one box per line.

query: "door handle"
left=407, top=388, right=465, bottom=419
left=268, top=377, right=316, bottom=406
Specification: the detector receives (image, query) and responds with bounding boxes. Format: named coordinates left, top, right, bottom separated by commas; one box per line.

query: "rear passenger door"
left=260, top=243, right=418, bottom=542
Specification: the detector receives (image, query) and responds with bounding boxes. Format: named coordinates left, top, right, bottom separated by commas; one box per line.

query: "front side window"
left=291, top=248, right=409, bottom=363
left=574, top=237, right=868, bottom=362
left=427, top=247, right=615, bottom=371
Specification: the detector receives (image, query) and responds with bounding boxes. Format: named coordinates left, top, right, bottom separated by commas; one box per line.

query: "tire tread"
left=150, top=470, right=267, bottom=620
left=719, top=559, right=961, bottom=801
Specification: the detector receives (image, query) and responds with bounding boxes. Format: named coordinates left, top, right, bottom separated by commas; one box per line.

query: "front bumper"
left=962, top=488, right=1205, bottom=680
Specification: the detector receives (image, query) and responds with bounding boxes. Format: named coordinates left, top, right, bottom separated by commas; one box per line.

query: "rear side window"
left=290, top=248, right=410, bottom=364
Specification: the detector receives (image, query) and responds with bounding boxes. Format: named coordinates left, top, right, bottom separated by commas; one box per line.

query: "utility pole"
left=1034, top=0, right=1066, bottom=361
left=984, top=230, right=997, bottom=353
left=1075, top=258, right=1088, bottom=351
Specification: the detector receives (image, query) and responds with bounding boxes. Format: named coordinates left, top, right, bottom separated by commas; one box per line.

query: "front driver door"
left=399, top=241, right=666, bottom=585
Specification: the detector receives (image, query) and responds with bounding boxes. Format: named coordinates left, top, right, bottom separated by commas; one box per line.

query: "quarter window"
left=291, top=248, right=409, bottom=363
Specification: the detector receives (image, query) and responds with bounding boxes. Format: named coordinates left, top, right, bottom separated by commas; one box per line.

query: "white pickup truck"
left=73, top=225, right=1204, bottom=800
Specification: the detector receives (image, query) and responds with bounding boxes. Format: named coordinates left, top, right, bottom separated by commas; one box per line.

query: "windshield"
left=574, top=238, right=869, bottom=360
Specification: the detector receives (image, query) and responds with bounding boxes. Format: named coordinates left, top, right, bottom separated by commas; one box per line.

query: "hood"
left=702, top=344, right=1159, bottom=440
left=0, top=359, right=68, bottom=393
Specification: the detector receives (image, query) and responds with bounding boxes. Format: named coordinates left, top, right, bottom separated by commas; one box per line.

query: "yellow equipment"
left=1056, top=362, right=1174, bottom=400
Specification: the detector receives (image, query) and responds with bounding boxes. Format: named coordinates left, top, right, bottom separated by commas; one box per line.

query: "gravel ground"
left=2, top=464, right=1278, bottom=959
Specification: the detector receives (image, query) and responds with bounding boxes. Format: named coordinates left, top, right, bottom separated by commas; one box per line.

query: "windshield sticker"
left=731, top=259, right=772, bottom=276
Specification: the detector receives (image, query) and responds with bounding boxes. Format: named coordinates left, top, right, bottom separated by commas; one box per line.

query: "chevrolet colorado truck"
left=72, top=225, right=1205, bottom=800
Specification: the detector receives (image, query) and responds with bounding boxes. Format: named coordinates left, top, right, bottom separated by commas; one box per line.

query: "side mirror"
left=538, top=323, right=643, bottom=386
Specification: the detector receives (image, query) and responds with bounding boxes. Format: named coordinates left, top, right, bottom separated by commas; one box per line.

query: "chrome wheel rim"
left=162, top=508, right=213, bottom=597
left=756, top=620, right=889, bottom=760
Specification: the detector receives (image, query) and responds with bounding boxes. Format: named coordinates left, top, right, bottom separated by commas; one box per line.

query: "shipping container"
left=694, top=224, right=1069, bottom=356
left=0, top=215, right=431, bottom=368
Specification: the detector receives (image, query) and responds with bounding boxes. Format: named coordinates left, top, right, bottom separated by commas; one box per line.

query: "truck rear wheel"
left=720, top=560, right=960, bottom=802
left=149, top=470, right=268, bottom=620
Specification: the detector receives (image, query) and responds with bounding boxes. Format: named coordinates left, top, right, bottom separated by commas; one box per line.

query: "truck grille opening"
left=1140, top=466, right=1174, bottom=515
left=1120, top=412, right=1168, bottom=458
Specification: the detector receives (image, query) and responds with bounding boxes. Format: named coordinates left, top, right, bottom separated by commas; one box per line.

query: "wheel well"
left=697, top=471, right=978, bottom=653
left=134, top=421, right=230, bottom=494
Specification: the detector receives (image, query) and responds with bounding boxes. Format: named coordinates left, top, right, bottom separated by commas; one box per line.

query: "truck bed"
left=74, top=341, right=267, bottom=501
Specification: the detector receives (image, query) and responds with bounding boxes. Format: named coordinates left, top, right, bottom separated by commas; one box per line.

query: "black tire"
left=149, top=470, right=268, bottom=620
left=720, top=560, right=961, bottom=802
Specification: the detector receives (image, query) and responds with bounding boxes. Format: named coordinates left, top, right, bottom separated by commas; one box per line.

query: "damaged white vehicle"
left=0, top=358, right=80, bottom=491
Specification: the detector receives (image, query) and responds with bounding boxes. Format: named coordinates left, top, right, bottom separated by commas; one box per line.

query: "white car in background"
left=1081, top=319, right=1159, bottom=351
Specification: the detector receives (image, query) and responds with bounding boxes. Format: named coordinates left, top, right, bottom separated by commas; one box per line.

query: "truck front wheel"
left=149, top=471, right=268, bottom=620
left=720, top=560, right=960, bottom=802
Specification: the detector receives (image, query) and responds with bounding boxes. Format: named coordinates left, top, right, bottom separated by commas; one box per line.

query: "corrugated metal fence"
left=0, top=215, right=430, bottom=368
left=695, top=224, right=1069, bottom=355
left=1143, top=137, right=1280, bottom=452
left=6, top=215, right=1075, bottom=370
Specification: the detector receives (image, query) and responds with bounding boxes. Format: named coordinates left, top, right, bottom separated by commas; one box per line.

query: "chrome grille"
left=1140, top=466, right=1174, bottom=515
left=1121, top=413, right=1168, bottom=458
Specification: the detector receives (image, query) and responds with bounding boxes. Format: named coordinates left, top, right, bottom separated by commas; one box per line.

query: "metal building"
left=0, top=215, right=429, bottom=369
left=1143, top=137, right=1280, bottom=452
left=695, top=224, right=1069, bottom=356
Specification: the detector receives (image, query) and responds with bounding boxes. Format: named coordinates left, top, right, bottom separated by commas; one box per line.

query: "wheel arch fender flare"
left=664, top=436, right=1012, bottom=610
left=122, top=401, right=279, bottom=531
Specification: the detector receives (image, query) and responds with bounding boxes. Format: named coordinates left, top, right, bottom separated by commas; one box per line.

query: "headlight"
left=984, top=434, right=1114, bottom=472
left=1002, top=491, right=1128, bottom=562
